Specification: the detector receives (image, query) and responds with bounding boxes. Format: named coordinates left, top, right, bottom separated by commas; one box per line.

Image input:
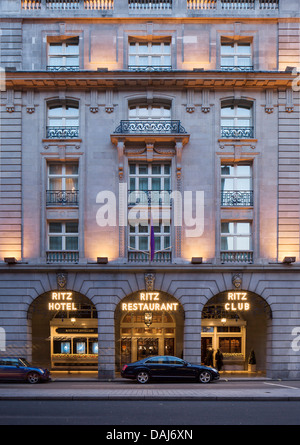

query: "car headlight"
left=211, top=368, right=218, bottom=373
left=38, top=369, right=45, bottom=374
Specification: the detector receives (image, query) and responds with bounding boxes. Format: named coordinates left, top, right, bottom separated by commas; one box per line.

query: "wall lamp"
left=97, top=257, right=108, bottom=264
left=4, top=257, right=18, bottom=264
left=191, top=257, right=203, bottom=264
left=282, top=257, right=296, bottom=264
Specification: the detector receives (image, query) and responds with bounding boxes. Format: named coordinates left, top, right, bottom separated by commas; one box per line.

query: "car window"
left=145, top=357, right=168, bottom=364
left=0, top=359, right=17, bottom=366
left=167, top=357, right=185, bottom=365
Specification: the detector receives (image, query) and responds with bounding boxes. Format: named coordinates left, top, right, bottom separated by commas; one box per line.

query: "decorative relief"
left=145, top=273, right=156, bottom=291
left=56, top=272, right=68, bottom=289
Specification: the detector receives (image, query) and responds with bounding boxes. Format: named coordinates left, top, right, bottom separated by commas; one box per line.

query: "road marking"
left=264, top=382, right=300, bottom=390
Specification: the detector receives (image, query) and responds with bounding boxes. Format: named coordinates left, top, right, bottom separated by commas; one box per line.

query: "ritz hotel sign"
left=48, top=292, right=77, bottom=311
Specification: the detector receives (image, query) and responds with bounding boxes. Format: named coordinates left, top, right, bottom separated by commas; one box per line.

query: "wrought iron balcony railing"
left=128, top=65, right=172, bottom=72
left=114, top=120, right=187, bottom=135
left=128, top=250, right=172, bottom=263
left=46, top=126, right=79, bottom=139
left=22, top=0, right=114, bottom=10
left=221, top=190, right=253, bottom=207
left=46, top=251, right=79, bottom=263
left=46, top=190, right=79, bottom=206
left=128, top=0, right=172, bottom=10
left=128, top=190, right=172, bottom=206
left=221, top=251, right=253, bottom=264
left=221, top=66, right=254, bottom=71
left=221, top=126, right=254, bottom=139
left=46, top=66, right=80, bottom=71
left=187, top=0, right=279, bottom=10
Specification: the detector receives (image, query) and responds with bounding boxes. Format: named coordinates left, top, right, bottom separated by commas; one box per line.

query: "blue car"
left=0, top=357, right=51, bottom=384
left=121, top=355, right=220, bottom=384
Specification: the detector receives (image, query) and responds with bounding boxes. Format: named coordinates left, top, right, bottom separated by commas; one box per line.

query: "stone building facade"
left=0, top=0, right=299, bottom=379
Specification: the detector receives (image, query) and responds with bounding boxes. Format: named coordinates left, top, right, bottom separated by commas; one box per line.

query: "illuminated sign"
left=48, top=292, right=77, bottom=311
left=224, top=292, right=250, bottom=311
left=122, top=292, right=178, bottom=312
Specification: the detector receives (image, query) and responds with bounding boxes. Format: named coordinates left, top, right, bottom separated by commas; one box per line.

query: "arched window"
left=46, top=101, right=79, bottom=139
left=128, top=103, right=171, bottom=120
left=221, top=101, right=253, bottom=138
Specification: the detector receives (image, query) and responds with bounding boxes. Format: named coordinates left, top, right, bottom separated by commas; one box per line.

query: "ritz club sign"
left=48, top=292, right=77, bottom=311
left=224, top=292, right=250, bottom=311
left=121, top=292, right=179, bottom=312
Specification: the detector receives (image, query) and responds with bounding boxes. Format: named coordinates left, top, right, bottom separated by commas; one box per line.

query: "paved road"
left=0, top=399, right=300, bottom=425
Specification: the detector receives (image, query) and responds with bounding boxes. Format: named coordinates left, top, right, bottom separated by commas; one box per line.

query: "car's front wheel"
left=136, top=371, right=150, bottom=384
left=27, top=372, right=40, bottom=384
left=198, top=370, right=212, bottom=384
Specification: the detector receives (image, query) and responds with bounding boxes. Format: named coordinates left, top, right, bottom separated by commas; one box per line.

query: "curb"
left=1, top=396, right=300, bottom=401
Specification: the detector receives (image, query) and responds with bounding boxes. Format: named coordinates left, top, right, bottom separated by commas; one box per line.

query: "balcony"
left=221, top=127, right=254, bottom=139
left=21, top=0, right=114, bottom=10
left=46, top=190, right=79, bottom=206
left=128, top=66, right=172, bottom=72
left=128, top=250, right=172, bottom=263
left=46, top=251, right=79, bottom=263
left=221, top=191, right=253, bottom=207
left=221, top=251, right=253, bottom=264
left=46, top=66, right=80, bottom=72
left=187, top=0, right=279, bottom=10
left=128, top=190, right=172, bottom=206
left=114, top=120, right=187, bottom=135
left=128, top=0, right=172, bottom=10
left=220, top=66, right=254, bottom=72
left=46, top=126, right=79, bottom=139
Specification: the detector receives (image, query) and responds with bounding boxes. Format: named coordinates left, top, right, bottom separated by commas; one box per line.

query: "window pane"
left=221, top=57, right=234, bottom=66
left=152, top=164, right=161, bottom=175
left=237, top=57, right=252, bottom=67
left=49, top=164, right=62, bottom=175
left=48, top=107, right=63, bottom=117
left=221, top=43, right=235, bottom=55
left=66, top=43, right=79, bottom=55
left=237, top=43, right=251, bottom=54
left=65, top=57, right=79, bottom=67
left=49, top=236, right=62, bottom=250
left=237, top=223, right=250, bottom=234
left=66, top=237, right=78, bottom=250
left=65, top=163, right=79, bottom=175
left=221, top=178, right=234, bottom=191
left=139, top=164, right=148, bottom=174
left=65, top=178, right=78, bottom=191
left=236, top=178, right=251, bottom=190
left=236, top=237, right=250, bottom=250
left=151, top=43, right=161, bottom=54
left=66, top=222, right=78, bottom=233
left=236, top=165, right=251, bottom=176
left=49, top=178, right=62, bottom=191
left=139, top=237, right=148, bottom=250
left=49, top=222, right=62, bottom=233
left=49, top=43, right=63, bottom=55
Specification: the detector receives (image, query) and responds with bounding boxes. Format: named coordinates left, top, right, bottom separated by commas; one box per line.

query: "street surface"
left=0, top=379, right=300, bottom=425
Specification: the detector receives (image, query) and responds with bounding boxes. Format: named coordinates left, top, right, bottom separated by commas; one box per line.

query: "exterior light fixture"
left=191, top=257, right=203, bottom=264
left=283, top=257, right=296, bottom=264
left=144, top=312, right=153, bottom=328
left=70, top=318, right=76, bottom=324
left=97, top=257, right=108, bottom=264
left=4, top=257, right=17, bottom=264
left=221, top=318, right=227, bottom=324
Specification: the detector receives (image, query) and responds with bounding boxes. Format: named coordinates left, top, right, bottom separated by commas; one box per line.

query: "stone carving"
left=232, top=273, right=242, bottom=289
left=145, top=273, right=155, bottom=291
left=57, top=272, right=68, bottom=289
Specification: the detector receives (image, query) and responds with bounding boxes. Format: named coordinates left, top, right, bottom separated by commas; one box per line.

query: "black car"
left=121, top=355, right=220, bottom=384
left=0, top=357, right=51, bottom=384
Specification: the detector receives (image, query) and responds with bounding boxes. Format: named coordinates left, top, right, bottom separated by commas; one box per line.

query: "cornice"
left=5, top=70, right=295, bottom=90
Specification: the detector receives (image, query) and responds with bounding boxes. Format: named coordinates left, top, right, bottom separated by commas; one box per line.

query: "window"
left=221, top=163, right=253, bottom=206
left=128, top=41, right=171, bottom=71
left=47, top=163, right=79, bottom=206
left=129, top=104, right=171, bottom=120
left=219, top=337, right=242, bottom=354
left=129, top=163, right=171, bottom=205
left=221, top=40, right=252, bottom=71
left=129, top=222, right=171, bottom=252
left=221, top=103, right=253, bottom=138
left=221, top=221, right=252, bottom=251
left=47, top=38, right=79, bottom=71
left=47, top=102, right=79, bottom=139
left=48, top=221, right=79, bottom=251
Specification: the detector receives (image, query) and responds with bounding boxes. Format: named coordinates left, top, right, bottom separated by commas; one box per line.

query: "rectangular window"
left=219, top=337, right=242, bottom=354
left=48, top=221, right=79, bottom=251
left=221, top=163, right=253, bottom=206
left=47, top=38, right=79, bottom=71
left=128, top=41, right=171, bottom=71
left=221, top=40, right=252, bottom=71
left=221, top=221, right=251, bottom=251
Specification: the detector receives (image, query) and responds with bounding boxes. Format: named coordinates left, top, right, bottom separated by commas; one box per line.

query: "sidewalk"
left=1, top=377, right=300, bottom=401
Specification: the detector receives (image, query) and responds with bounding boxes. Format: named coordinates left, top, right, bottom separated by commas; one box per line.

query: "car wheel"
left=136, top=371, right=150, bottom=384
left=198, top=370, right=212, bottom=384
left=27, top=372, right=40, bottom=384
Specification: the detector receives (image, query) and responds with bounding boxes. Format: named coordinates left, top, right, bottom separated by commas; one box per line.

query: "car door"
left=166, top=357, right=197, bottom=379
left=144, top=356, right=170, bottom=378
left=0, top=359, right=24, bottom=380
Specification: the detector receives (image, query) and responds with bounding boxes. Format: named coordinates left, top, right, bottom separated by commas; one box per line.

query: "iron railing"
left=128, top=250, right=172, bottom=263
left=128, top=0, right=172, bottom=10
left=46, top=66, right=80, bottom=71
left=221, top=126, right=254, bottom=139
left=221, top=190, right=253, bottom=207
left=128, top=65, right=173, bottom=72
left=220, top=251, right=253, bottom=264
left=221, top=65, right=254, bottom=71
left=46, top=126, right=79, bottom=139
left=46, top=251, right=79, bottom=263
left=128, top=190, right=172, bottom=206
left=114, top=120, right=186, bottom=134
left=46, top=190, right=79, bottom=206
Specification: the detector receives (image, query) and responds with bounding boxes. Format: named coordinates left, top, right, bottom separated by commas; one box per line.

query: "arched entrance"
left=201, top=290, right=272, bottom=374
left=115, top=290, right=184, bottom=372
left=28, top=290, right=98, bottom=371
